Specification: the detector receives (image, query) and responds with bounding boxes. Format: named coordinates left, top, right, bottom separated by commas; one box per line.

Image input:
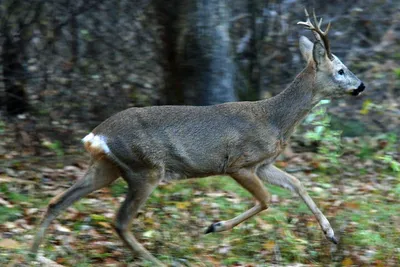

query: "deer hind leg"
left=31, top=158, right=120, bottom=254
left=257, top=165, right=337, bottom=244
left=113, top=167, right=163, bottom=266
left=205, top=168, right=271, bottom=234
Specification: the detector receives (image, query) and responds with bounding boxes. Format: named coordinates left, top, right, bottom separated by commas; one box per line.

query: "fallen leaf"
left=374, top=260, right=386, bottom=267
left=37, top=254, right=65, bottom=267
left=344, top=202, right=360, bottom=209
left=0, top=197, right=13, bottom=208
left=218, top=245, right=231, bottom=254
left=54, top=224, right=71, bottom=234
left=143, top=230, right=155, bottom=238
left=97, top=221, right=112, bottom=229
left=176, top=201, right=191, bottom=209
left=25, top=208, right=39, bottom=215
left=342, top=257, right=353, bottom=267
left=263, top=240, right=275, bottom=250
left=0, top=239, right=21, bottom=249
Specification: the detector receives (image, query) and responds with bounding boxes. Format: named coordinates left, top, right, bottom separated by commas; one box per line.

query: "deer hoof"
left=328, top=235, right=338, bottom=244
left=323, top=227, right=338, bottom=244
left=205, top=222, right=223, bottom=234
left=204, top=224, right=215, bottom=234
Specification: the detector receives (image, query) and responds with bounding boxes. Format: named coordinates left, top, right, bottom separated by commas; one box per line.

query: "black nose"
left=357, top=82, right=365, bottom=92
left=351, top=82, right=365, bottom=96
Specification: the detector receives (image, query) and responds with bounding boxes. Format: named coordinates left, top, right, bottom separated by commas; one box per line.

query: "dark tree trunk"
left=2, top=31, right=29, bottom=115
left=1, top=0, right=44, bottom=115
left=247, top=0, right=261, bottom=100
left=155, top=0, right=185, bottom=105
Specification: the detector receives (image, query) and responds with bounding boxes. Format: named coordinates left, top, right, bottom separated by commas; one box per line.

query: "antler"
left=297, top=9, right=333, bottom=60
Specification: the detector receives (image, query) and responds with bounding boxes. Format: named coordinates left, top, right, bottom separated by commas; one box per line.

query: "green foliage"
left=303, top=100, right=343, bottom=166
left=373, top=133, right=400, bottom=173
left=90, top=214, right=107, bottom=222
left=0, top=206, right=22, bottom=223
left=357, top=142, right=375, bottom=160
left=304, top=102, right=400, bottom=174
left=42, top=140, right=64, bottom=156
left=0, top=184, right=29, bottom=203
left=395, top=184, right=400, bottom=195
left=0, top=184, right=25, bottom=223
left=378, top=155, right=400, bottom=173
left=110, top=178, right=127, bottom=197
left=394, top=68, right=400, bottom=79
left=360, top=99, right=386, bottom=115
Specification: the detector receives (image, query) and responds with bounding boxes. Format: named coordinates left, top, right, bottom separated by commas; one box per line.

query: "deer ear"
left=299, top=36, right=313, bottom=62
left=312, top=41, right=327, bottom=67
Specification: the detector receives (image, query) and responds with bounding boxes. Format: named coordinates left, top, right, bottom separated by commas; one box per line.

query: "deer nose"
left=357, top=82, right=365, bottom=92
left=351, top=82, right=365, bottom=96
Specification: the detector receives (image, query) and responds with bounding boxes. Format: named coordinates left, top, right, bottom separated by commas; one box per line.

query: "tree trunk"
left=154, top=0, right=185, bottom=105
left=179, top=0, right=237, bottom=105
left=155, top=0, right=238, bottom=105
left=2, top=31, right=29, bottom=115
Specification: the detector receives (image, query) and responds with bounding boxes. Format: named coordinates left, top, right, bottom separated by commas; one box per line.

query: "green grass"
left=0, top=184, right=29, bottom=223
left=109, top=178, right=127, bottom=196
left=0, top=206, right=23, bottom=223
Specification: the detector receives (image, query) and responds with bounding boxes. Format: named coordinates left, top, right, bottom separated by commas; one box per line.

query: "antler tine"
left=324, top=21, right=331, bottom=35
left=304, top=8, right=309, bottom=17
left=297, top=8, right=313, bottom=28
left=312, top=10, right=319, bottom=27
left=297, top=8, right=333, bottom=60
left=313, top=10, right=331, bottom=35
left=297, top=9, right=321, bottom=41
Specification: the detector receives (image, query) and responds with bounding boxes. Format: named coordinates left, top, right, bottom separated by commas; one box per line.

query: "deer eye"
left=338, top=69, right=344, bottom=75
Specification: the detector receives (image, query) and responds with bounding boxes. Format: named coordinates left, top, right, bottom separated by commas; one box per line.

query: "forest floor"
left=0, top=116, right=399, bottom=267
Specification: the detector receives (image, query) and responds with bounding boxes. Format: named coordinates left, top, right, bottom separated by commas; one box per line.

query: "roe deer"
left=31, top=10, right=365, bottom=265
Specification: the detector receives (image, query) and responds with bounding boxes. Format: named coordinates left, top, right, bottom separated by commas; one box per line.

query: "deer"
left=31, top=10, right=365, bottom=266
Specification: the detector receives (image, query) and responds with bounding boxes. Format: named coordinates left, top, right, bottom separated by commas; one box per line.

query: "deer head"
left=298, top=9, right=365, bottom=97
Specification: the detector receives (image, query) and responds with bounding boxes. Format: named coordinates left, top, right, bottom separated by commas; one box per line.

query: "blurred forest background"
left=0, top=0, right=399, bottom=266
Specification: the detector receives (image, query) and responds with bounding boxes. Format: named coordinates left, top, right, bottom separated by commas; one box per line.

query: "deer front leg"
left=257, top=165, right=338, bottom=244
left=205, top=168, right=270, bottom=233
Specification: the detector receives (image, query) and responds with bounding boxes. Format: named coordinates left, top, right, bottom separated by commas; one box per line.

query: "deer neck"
left=265, top=66, right=321, bottom=140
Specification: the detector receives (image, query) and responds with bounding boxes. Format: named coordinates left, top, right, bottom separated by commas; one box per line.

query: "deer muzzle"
left=351, top=82, right=365, bottom=96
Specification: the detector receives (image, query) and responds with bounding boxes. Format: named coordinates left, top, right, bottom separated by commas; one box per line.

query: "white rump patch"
left=82, top=132, right=94, bottom=143
left=82, top=132, right=110, bottom=154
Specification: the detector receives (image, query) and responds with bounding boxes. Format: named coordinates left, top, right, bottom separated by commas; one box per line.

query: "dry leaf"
left=0, top=239, right=21, bottom=249
left=342, top=257, right=353, bottom=267
left=54, top=224, right=71, bottom=234
left=97, top=221, right=112, bottom=229
left=0, top=197, right=13, bottom=208
left=176, top=201, right=191, bottom=209
left=263, top=240, right=275, bottom=250
left=37, top=254, right=65, bottom=267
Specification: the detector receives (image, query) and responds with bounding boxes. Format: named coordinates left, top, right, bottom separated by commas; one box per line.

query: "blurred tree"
left=0, top=0, right=43, bottom=114
left=177, top=0, right=237, bottom=105
left=2, top=25, right=29, bottom=115
left=156, top=0, right=237, bottom=105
